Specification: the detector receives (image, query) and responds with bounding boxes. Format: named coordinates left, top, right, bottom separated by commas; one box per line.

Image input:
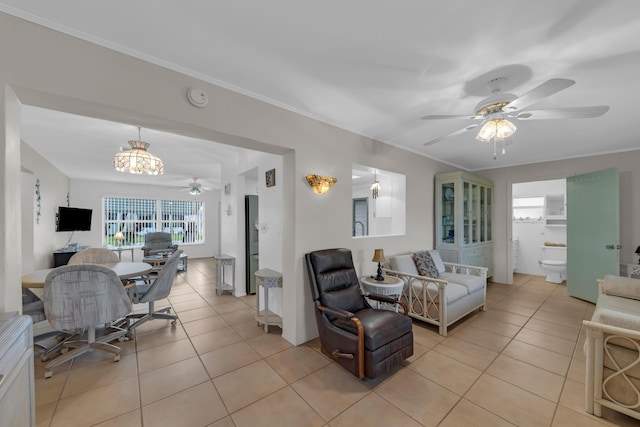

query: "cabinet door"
left=439, top=181, right=456, bottom=246
left=463, top=181, right=470, bottom=245
left=486, top=186, right=492, bottom=242
left=470, top=182, right=480, bottom=244
left=479, top=185, right=493, bottom=243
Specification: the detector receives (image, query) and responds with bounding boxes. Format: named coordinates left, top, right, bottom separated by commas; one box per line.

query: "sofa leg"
left=439, top=324, right=447, bottom=337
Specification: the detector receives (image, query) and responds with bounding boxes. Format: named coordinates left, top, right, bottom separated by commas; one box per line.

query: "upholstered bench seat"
left=440, top=272, right=486, bottom=294
left=384, top=250, right=487, bottom=336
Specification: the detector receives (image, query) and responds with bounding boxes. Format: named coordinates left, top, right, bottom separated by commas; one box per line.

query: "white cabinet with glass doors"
left=435, top=171, right=494, bottom=277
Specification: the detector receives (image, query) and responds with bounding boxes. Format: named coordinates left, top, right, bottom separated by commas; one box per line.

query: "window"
left=352, top=164, right=406, bottom=237
left=104, top=197, right=204, bottom=246
left=512, top=196, right=544, bottom=222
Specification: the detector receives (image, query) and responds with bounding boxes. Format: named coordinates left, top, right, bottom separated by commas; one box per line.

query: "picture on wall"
left=266, top=168, right=276, bottom=187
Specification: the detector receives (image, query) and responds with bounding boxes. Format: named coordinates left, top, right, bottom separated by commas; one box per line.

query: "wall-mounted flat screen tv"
left=56, top=207, right=92, bottom=232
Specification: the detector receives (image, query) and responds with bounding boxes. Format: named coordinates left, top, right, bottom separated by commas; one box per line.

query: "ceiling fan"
left=422, top=77, right=609, bottom=155
left=179, top=177, right=210, bottom=196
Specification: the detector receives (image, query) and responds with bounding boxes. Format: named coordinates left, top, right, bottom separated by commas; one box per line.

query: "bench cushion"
left=390, top=254, right=419, bottom=276
left=428, top=250, right=446, bottom=274
left=440, top=272, right=486, bottom=294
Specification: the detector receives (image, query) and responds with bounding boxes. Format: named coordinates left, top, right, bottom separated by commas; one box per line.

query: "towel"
left=544, top=241, right=566, bottom=247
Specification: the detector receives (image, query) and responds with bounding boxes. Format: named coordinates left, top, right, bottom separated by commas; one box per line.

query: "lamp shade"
left=372, top=248, right=385, bottom=263
left=114, top=231, right=125, bottom=241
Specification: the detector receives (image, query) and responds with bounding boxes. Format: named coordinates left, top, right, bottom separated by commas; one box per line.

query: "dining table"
left=21, top=262, right=153, bottom=288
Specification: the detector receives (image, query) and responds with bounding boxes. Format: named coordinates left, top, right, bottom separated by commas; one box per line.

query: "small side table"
left=108, top=246, right=135, bottom=261
left=213, top=254, right=235, bottom=295
left=255, top=268, right=283, bottom=333
left=360, top=275, right=404, bottom=311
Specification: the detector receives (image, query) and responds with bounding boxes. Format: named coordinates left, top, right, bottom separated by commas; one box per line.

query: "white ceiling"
left=3, top=0, right=640, bottom=179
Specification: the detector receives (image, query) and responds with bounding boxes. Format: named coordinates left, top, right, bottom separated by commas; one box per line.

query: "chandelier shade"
left=113, top=128, right=164, bottom=175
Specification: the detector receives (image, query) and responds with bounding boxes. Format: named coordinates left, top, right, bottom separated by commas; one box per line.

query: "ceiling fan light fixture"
left=189, top=186, right=201, bottom=196
left=113, top=127, right=164, bottom=175
left=476, top=118, right=516, bottom=142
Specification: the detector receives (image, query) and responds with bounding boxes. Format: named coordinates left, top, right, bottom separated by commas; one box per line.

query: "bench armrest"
left=599, top=275, right=640, bottom=300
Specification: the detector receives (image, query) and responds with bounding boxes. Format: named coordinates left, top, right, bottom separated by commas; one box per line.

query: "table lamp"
left=114, top=231, right=125, bottom=247
left=372, top=248, right=385, bottom=281
left=636, top=246, right=640, bottom=264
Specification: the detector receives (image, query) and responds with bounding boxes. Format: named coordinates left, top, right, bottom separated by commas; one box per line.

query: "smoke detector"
left=186, top=87, right=208, bottom=108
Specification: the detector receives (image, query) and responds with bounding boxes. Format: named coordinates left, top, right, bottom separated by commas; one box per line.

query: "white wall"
left=512, top=179, right=566, bottom=275
left=20, top=142, right=71, bottom=270
left=70, top=179, right=220, bottom=260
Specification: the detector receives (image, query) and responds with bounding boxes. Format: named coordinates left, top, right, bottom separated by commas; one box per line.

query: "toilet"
left=538, top=245, right=567, bottom=283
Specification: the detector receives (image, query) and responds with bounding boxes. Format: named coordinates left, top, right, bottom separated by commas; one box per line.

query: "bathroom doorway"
left=511, top=178, right=567, bottom=281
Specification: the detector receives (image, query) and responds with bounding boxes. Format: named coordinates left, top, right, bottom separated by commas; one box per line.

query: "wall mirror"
left=352, top=164, right=406, bottom=237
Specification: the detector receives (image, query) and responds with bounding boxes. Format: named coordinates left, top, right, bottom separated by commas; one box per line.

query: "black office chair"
left=305, top=248, right=413, bottom=379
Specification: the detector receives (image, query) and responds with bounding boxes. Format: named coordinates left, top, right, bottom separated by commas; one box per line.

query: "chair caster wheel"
left=40, top=354, right=49, bottom=362
left=44, top=370, right=52, bottom=379
left=118, top=336, right=125, bottom=342
left=114, top=354, right=120, bottom=362
left=60, top=347, right=69, bottom=354
left=170, top=320, right=177, bottom=326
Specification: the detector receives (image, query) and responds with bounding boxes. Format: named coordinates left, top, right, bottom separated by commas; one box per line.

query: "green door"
left=566, top=168, right=619, bottom=303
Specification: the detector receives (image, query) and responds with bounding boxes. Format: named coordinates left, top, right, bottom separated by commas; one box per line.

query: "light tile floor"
left=33, top=261, right=640, bottom=426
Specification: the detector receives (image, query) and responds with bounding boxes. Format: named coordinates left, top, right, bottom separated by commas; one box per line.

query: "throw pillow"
left=413, top=251, right=440, bottom=278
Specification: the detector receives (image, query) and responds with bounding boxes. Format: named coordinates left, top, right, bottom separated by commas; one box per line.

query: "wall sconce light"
left=306, top=175, right=337, bottom=194
left=372, top=248, right=385, bottom=281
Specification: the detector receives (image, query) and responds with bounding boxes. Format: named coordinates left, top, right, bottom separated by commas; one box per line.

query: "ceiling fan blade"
left=422, top=114, right=481, bottom=120
left=424, top=124, right=479, bottom=146
left=504, top=78, right=576, bottom=112
left=516, top=106, right=609, bottom=120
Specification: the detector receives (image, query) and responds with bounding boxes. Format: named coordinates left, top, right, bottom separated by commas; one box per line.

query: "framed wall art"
left=265, top=168, right=276, bottom=188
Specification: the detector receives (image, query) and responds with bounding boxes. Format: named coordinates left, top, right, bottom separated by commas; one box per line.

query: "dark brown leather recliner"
left=305, top=248, right=413, bottom=379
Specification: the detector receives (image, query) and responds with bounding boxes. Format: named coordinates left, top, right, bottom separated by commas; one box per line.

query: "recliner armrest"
left=318, top=305, right=354, bottom=320
left=366, top=293, right=398, bottom=304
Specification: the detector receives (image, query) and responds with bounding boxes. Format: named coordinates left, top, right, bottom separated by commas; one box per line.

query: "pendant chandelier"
left=113, top=127, right=164, bottom=175
left=371, top=171, right=380, bottom=199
